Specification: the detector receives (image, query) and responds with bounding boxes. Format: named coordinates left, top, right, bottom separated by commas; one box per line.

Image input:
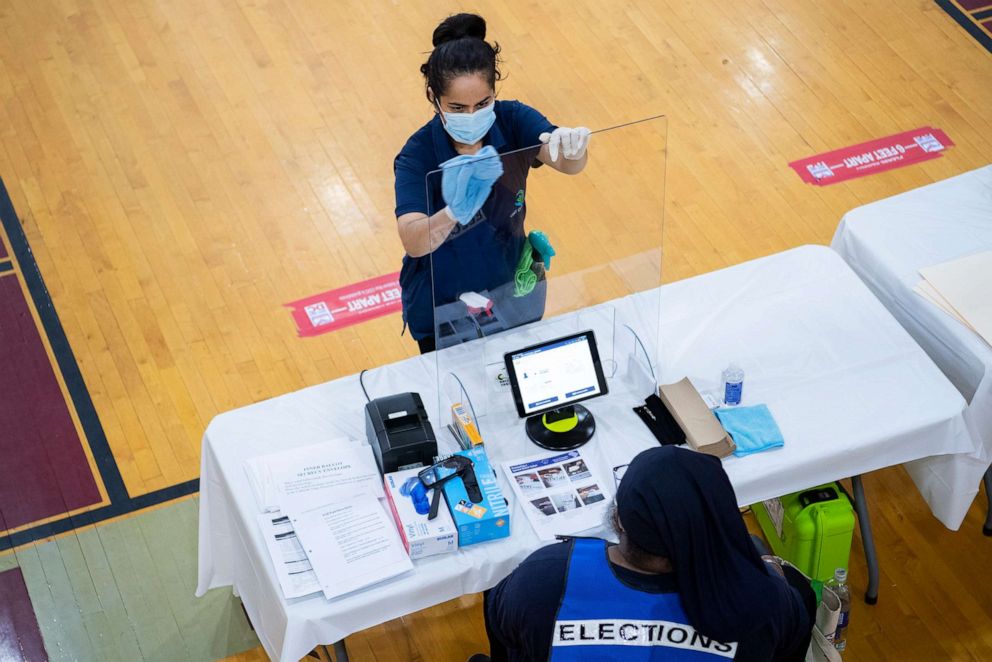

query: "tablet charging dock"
left=526, top=404, right=596, bottom=451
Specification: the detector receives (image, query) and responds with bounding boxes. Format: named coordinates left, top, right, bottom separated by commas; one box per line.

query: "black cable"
left=359, top=369, right=371, bottom=402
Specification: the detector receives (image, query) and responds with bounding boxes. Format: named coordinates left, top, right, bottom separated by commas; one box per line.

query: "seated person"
left=481, top=446, right=816, bottom=661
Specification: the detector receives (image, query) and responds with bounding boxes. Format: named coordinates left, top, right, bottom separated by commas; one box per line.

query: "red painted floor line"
left=0, top=274, right=101, bottom=530
left=0, top=567, right=48, bottom=661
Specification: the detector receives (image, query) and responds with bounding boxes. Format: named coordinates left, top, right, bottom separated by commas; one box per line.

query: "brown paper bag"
left=658, top=378, right=736, bottom=458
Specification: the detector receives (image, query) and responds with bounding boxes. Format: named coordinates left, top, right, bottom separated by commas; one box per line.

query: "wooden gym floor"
left=0, top=0, right=990, bottom=660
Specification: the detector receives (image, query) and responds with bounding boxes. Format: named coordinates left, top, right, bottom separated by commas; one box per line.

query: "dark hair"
left=420, top=13, right=503, bottom=104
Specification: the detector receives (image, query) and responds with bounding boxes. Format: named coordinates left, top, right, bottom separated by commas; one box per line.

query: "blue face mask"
left=439, top=102, right=496, bottom=145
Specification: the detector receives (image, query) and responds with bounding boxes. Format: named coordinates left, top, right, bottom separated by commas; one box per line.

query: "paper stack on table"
left=289, top=494, right=413, bottom=601
left=244, top=438, right=412, bottom=600
left=915, top=250, right=992, bottom=348
left=244, top=437, right=384, bottom=513
left=256, top=511, right=321, bottom=599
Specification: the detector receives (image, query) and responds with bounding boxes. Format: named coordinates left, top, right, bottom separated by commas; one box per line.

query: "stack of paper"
left=245, top=438, right=412, bottom=600
left=289, top=494, right=413, bottom=600
left=915, top=251, right=992, bottom=348
left=244, top=437, right=383, bottom=513
left=257, top=512, right=321, bottom=599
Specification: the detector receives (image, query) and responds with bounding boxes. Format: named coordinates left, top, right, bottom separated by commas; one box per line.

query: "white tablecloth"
left=833, top=165, right=992, bottom=530
left=196, top=245, right=971, bottom=661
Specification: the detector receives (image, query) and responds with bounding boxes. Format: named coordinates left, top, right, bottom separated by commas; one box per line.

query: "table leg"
left=983, top=467, right=992, bottom=537
left=851, top=475, right=879, bottom=605
left=314, top=641, right=349, bottom=661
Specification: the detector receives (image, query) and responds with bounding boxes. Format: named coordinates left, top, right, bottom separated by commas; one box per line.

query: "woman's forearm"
left=398, top=208, right=459, bottom=258
left=553, top=150, right=588, bottom=175
left=539, top=143, right=589, bottom=175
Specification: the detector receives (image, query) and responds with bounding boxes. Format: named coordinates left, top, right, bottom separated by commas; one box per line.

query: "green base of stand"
left=526, top=405, right=595, bottom=450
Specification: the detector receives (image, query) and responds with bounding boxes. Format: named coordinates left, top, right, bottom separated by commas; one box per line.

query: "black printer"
left=365, top=392, right=438, bottom=474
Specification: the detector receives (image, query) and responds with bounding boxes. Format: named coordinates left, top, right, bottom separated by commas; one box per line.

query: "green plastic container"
left=752, top=483, right=855, bottom=584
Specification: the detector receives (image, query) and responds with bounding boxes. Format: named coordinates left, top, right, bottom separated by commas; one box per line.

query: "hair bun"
left=432, top=13, right=487, bottom=47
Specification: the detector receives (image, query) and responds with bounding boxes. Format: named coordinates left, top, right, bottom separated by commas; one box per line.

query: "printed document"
left=289, top=494, right=413, bottom=600
left=502, top=449, right=611, bottom=541
left=256, top=511, right=321, bottom=599
left=244, top=438, right=383, bottom=513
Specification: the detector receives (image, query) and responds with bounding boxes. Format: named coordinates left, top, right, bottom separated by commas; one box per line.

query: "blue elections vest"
left=550, top=539, right=738, bottom=661
left=400, top=147, right=541, bottom=341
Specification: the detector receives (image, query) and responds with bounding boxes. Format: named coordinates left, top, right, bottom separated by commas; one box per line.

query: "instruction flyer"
left=502, top=449, right=610, bottom=541
left=256, top=511, right=321, bottom=600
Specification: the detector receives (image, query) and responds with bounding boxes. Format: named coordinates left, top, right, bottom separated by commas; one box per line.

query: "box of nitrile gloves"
left=384, top=467, right=458, bottom=560
left=440, top=446, right=510, bottom=546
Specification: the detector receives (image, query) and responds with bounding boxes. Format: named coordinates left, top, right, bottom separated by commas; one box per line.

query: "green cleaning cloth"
left=514, top=231, right=556, bottom=297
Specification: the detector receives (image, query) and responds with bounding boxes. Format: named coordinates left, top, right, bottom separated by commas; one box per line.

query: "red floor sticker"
left=286, top=272, right=402, bottom=337
left=789, top=127, right=954, bottom=186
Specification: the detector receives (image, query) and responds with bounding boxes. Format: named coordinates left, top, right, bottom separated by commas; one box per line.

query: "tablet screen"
left=506, top=331, right=607, bottom=417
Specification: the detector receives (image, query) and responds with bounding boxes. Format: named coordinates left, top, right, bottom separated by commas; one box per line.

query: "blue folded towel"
left=714, top=404, right=784, bottom=457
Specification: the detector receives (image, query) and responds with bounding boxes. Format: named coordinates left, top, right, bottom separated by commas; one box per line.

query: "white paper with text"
left=502, top=449, right=611, bottom=541
left=256, top=511, right=322, bottom=599
left=244, top=438, right=382, bottom=513
left=288, top=494, right=413, bottom=600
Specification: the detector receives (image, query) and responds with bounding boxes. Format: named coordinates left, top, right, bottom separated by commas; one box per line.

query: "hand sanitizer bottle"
left=722, top=363, right=744, bottom=406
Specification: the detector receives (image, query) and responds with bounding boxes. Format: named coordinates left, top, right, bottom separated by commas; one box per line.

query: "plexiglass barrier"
left=423, top=116, right=667, bottom=452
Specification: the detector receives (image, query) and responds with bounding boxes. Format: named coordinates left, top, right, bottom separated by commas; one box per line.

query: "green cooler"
left=752, top=483, right=855, bottom=583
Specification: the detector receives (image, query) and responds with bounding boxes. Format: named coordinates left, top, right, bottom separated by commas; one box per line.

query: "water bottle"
left=825, top=568, right=851, bottom=651
left=722, top=363, right=744, bottom=406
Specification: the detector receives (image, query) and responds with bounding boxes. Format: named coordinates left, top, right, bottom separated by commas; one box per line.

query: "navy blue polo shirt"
left=486, top=539, right=815, bottom=662
left=394, top=100, right=555, bottom=341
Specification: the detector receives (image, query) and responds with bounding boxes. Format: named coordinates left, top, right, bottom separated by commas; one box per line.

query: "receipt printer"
left=365, top=392, right=438, bottom=474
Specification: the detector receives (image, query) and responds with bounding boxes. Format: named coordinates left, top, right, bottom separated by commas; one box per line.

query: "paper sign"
left=789, top=127, right=954, bottom=186
left=503, top=449, right=611, bottom=541
left=285, top=272, right=402, bottom=337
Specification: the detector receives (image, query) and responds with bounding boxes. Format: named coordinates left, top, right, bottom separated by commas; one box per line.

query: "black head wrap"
left=616, top=446, right=795, bottom=643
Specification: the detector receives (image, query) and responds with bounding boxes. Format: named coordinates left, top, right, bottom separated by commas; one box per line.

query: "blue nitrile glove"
left=528, top=230, right=556, bottom=270
left=440, top=145, right=504, bottom=225
left=400, top=477, right=430, bottom=516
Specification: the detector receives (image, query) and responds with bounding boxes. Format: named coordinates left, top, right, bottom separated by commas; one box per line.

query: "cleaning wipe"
left=440, top=146, right=504, bottom=224
left=714, top=404, right=784, bottom=457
